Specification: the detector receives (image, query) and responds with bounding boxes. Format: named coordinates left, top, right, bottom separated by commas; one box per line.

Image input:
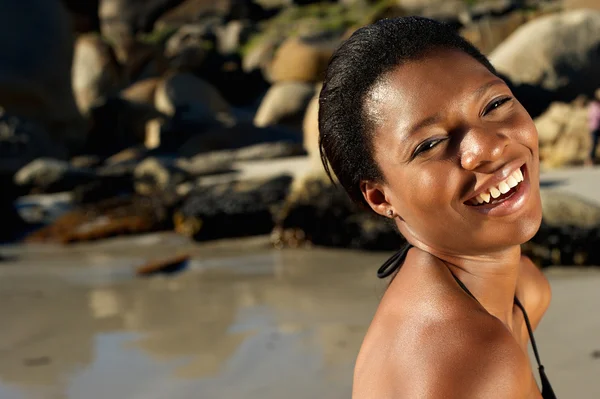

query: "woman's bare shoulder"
left=517, top=255, right=552, bottom=330
left=353, top=249, right=531, bottom=398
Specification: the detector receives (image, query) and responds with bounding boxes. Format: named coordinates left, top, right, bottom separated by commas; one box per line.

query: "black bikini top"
left=377, top=243, right=557, bottom=399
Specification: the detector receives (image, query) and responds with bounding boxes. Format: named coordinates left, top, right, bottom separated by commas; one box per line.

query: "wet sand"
left=0, top=233, right=599, bottom=399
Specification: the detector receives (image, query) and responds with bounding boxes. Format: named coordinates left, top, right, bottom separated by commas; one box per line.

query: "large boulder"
left=72, top=34, right=122, bottom=116
left=534, top=99, right=590, bottom=168
left=0, top=0, right=84, bottom=153
left=489, top=10, right=600, bottom=116
left=254, top=81, right=315, bottom=130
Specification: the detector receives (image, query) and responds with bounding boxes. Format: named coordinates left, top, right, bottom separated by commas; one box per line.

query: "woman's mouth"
left=467, top=168, right=524, bottom=206
left=464, top=165, right=531, bottom=217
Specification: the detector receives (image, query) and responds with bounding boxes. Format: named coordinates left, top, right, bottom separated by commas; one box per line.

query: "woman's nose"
left=460, top=127, right=510, bottom=171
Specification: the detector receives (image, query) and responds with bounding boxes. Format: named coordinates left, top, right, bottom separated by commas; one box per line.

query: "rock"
left=155, top=72, right=231, bottom=118
left=0, top=110, right=67, bottom=176
left=134, top=157, right=189, bottom=195
left=150, top=72, right=233, bottom=149
left=84, top=97, right=165, bottom=156
left=72, top=34, right=122, bottom=115
left=136, top=254, right=190, bottom=276
left=14, top=192, right=73, bottom=225
left=174, top=175, right=293, bottom=241
left=214, top=20, right=254, bottom=55
left=99, top=0, right=186, bottom=52
left=540, top=191, right=600, bottom=228
left=164, top=21, right=221, bottom=71
left=114, top=39, right=168, bottom=82
left=534, top=100, right=590, bottom=168
left=489, top=10, right=600, bottom=116
left=25, top=195, right=176, bottom=244
left=564, top=0, right=600, bottom=11
left=120, top=78, right=161, bottom=105
left=270, top=36, right=337, bottom=83
left=242, top=36, right=277, bottom=74
left=72, top=175, right=135, bottom=204
left=460, top=11, right=527, bottom=55
left=14, top=158, right=96, bottom=194
left=254, top=81, right=315, bottom=130
left=177, top=123, right=301, bottom=157
left=154, top=0, right=235, bottom=30
left=273, top=172, right=399, bottom=250
left=0, top=0, right=85, bottom=153
left=178, top=141, right=305, bottom=175
left=71, top=155, right=102, bottom=169
left=302, top=83, right=322, bottom=167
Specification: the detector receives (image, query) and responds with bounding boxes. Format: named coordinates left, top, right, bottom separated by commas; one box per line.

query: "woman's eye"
left=483, top=96, right=513, bottom=116
left=413, top=139, right=442, bottom=158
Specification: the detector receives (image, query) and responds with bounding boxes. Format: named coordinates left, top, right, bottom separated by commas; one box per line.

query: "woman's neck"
left=420, top=243, right=522, bottom=329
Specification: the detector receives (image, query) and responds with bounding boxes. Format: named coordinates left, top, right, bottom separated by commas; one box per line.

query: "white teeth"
left=498, top=181, right=510, bottom=194
left=515, top=169, right=524, bottom=182
left=479, top=192, right=491, bottom=203
left=469, top=168, right=524, bottom=205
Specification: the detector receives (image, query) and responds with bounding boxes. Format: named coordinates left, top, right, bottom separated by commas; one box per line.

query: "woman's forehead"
left=367, top=50, right=499, bottom=126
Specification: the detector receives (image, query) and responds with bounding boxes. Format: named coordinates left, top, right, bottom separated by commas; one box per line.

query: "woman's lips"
left=465, top=165, right=530, bottom=216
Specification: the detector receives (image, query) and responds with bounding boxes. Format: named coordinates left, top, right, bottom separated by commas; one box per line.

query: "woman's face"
left=362, top=49, right=542, bottom=255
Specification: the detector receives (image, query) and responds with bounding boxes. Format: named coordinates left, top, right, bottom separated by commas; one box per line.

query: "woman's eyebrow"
left=473, top=79, right=506, bottom=99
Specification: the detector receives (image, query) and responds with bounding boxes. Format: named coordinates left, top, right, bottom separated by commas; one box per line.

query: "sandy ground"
left=0, top=232, right=598, bottom=399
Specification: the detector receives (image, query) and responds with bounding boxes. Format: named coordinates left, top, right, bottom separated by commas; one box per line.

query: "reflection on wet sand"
left=0, top=235, right=389, bottom=399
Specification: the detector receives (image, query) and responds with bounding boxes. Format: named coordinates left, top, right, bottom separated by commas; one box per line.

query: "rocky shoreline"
left=2, top=0, right=600, bottom=267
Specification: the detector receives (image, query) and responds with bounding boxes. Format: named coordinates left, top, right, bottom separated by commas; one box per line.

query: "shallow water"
left=0, top=233, right=598, bottom=399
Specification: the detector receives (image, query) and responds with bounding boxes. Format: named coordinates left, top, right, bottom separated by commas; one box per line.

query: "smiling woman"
left=318, top=17, right=556, bottom=399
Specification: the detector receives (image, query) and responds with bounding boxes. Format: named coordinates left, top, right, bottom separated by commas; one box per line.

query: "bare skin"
left=354, top=49, right=550, bottom=398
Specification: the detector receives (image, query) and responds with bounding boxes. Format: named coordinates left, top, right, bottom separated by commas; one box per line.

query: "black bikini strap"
left=514, top=298, right=557, bottom=399
left=377, top=242, right=412, bottom=278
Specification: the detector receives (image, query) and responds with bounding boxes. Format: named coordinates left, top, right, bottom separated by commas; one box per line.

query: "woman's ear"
left=360, top=180, right=393, bottom=217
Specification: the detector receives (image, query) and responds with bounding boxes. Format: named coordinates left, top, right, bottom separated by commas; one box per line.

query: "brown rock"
left=269, top=37, right=336, bottom=83
left=135, top=254, right=190, bottom=276
left=535, top=100, right=591, bottom=168
left=564, top=0, right=600, bottom=11
left=25, top=196, right=172, bottom=244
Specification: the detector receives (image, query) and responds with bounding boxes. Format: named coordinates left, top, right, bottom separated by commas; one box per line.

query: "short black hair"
left=318, top=16, right=496, bottom=209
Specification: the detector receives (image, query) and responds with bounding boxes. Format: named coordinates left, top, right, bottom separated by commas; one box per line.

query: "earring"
left=387, top=209, right=394, bottom=218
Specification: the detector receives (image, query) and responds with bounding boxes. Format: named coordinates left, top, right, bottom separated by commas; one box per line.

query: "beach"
left=0, top=232, right=598, bottom=399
